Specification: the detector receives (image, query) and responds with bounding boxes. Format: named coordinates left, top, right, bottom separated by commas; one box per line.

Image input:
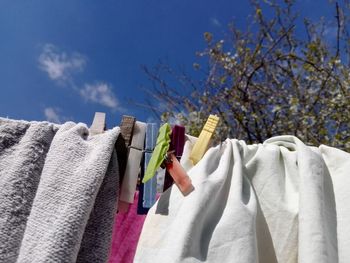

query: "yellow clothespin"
left=189, top=114, right=219, bottom=165
left=90, top=112, right=106, bottom=135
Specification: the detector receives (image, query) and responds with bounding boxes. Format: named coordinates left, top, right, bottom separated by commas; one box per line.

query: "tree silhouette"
left=140, top=0, right=350, bottom=151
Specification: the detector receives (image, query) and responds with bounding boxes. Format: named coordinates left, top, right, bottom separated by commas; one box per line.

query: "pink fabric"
left=108, top=191, right=147, bottom=263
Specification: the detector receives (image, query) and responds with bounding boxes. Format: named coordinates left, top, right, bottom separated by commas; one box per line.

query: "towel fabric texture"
left=135, top=135, right=350, bottom=263
left=0, top=118, right=120, bottom=263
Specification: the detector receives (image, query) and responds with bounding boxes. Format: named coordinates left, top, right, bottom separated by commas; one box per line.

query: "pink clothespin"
left=163, top=152, right=194, bottom=196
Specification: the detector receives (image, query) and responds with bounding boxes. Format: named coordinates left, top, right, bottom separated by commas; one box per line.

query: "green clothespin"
left=142, top=123, right=171, bottom=183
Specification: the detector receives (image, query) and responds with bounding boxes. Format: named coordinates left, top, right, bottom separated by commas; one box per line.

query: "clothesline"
left=0, top=115, right=349, bottom=263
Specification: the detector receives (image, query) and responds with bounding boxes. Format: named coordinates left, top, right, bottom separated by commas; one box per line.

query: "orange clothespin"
left=189, top=114, right=219, bottom=165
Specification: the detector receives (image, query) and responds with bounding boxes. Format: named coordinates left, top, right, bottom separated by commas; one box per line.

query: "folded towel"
left=0, top=118, right=120, bottom=263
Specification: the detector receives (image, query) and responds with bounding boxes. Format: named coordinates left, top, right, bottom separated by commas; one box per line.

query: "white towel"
left=135, top=135, right=350, bottom=263
left=0, top=118, right=120, bottom=263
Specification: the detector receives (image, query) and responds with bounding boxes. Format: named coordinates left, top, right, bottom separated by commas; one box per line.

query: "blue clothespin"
left=142, top=123, right=159, bottom=208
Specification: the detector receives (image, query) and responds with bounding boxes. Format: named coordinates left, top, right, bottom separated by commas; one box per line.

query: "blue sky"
left=0, top=0, right=334, bottom=127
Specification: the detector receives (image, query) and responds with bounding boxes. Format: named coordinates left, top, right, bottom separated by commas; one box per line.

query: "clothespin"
left=172, top=125, right=186, bottom=158
left=90, top=112, right=106, bottom=135
left=189, top=114, right=219, bottom=165
left=119, top=121, right=146, bottom=212
left=142, top=123, right=171, bottom=183
left=142, top=123, right=159, bottom=208
left=120, top=115, right=136, bottom=149
left=143, top=123, right=194, bottom=196
left=163, top=152, right=193, bottom=195
left=163, top=125, right=185, bottom=191
left=118, top=115, right=136, bottom=192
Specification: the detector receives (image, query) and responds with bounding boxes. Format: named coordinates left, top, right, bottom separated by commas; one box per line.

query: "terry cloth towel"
left=135, top=135, right=350, bottom=263
left=0, top=118, right=120, bottom=263
left=108, top=191, right=147, bottom=263
left=0, top=118, right=58, bottom=263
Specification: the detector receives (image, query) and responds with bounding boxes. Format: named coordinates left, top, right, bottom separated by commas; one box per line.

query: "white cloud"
left=38, top=44, right=86, bottom=84
left=44, top=107, right=61, bottom=123
left=210, top=17, right=221, bottom=27
left=39, top=44, right=125, bottom=113
left=80, top=82, right=122, bottom=111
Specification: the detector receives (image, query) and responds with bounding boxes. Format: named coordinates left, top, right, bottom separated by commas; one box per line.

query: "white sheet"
left=135, top=136, right=350, bottom=263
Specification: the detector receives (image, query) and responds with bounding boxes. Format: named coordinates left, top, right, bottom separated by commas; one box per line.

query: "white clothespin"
left=90, top=112, right=106, bottom=135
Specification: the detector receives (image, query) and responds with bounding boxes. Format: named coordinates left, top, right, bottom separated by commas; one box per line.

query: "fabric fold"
left=0, top=118, right=58, bottom=263
left=108, top=191, right=147, bottom=263
left=135, top=135, right=347, bottom=263
left=0, top=118, right=121, bottom=263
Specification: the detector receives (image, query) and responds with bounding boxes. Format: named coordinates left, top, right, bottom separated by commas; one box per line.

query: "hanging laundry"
left=137, top=154, right=150, bottom=215
left=108, top=191, right=147, bottom=263
left=0, top=118, right=120, bottom=263
left=0, top=118, right=58, bottom=263
left=3, top=115, right=350, bottom=263
left=135, top=136, right=350, bottom=263
left=180, top=134, right=198, bottom=172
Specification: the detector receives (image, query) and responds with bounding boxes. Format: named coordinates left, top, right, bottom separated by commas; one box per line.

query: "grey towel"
left=0, top=118, right=58, bottom=262
left=0, top=118, right=120, bottom=263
